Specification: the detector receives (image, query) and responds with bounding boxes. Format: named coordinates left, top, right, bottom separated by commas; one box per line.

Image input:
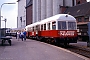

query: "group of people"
left=17, top=30, right=27, bottom=41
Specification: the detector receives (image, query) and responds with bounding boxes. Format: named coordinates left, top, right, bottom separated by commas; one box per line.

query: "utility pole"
left=87, top=22, right=90, bottom=47
left=2, top=18, right=7, bottom=29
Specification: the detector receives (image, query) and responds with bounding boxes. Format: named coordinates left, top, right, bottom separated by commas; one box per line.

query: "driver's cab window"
left=52, top=21, right=56, bottom=30
left=58, top=21, right=67, bottom=30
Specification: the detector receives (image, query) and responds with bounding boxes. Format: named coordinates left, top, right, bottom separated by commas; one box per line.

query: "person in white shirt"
left=17, top=31, right=20, bottom=41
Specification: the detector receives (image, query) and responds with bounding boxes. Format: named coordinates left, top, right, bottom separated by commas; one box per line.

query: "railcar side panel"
left=28, top=32, right=36, bottom=37
left=38, top=30, right=77, bottom=38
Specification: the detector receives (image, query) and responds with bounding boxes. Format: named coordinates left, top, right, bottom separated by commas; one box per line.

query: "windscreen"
left=68, top=22, right=76, bottom=30
left=58, top=21, right=76, bottom=30
left=58, top=21, right=67, bottom=30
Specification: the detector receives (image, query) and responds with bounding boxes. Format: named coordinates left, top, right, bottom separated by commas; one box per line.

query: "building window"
left=77, top=1, right=80, bottom=4
left=84, top=16, right=89, bottom=22
left=72, top=0, right=75, bottom=6
left=78, top=17, right=82, bottom=22
left=20, top=17, right=22, bottom=22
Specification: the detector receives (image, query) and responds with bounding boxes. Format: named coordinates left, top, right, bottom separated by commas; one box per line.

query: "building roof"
left=26, top=0, right=32, bottom=8
left=64, top=2, right=90, bottom=17
left=17, top=0, right=20, bottom=2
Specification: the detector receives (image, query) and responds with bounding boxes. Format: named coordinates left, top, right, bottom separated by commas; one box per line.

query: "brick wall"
left=26, top=5, right=32, bottom=25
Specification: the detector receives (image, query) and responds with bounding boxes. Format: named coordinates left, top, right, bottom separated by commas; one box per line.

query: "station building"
left=17, top=0, right=26, bottom=28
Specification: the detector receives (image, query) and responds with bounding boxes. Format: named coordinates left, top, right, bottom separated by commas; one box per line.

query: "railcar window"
left=35, top=26, right=36, bottom=31
left=52, top=21, right=56, bottom=30
left=47, top=23, right=50, bottom=30
left=34, top=26, right=36, bottom=31
left=32, top=27, right=34, bottom=31
left=37, top=25, right=40, bottom=31
left=36, top=25, right=40, bottom=31
left=62, top=22, right=66, bottom=29
left=68, top=22, right=76, bottom=30
left=58, top=22, right=61, bottom=29
left=31, top=27, right=33, bottom=31
left=41, top=25, right=43, bottom=30
left=44, top=24, right=46, bottom=30
left=28, top=27, right=31, bottom=32
left=58, top=21, right=67, bottom=30
left=36, top=26, right=38, bottom=31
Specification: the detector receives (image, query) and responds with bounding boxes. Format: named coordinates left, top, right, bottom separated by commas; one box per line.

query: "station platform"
left=0, top=37, right=90, bottom=60
left=70, top=41, right=90, bottom=52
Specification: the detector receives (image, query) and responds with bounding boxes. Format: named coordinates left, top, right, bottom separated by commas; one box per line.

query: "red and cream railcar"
left=25, top=14, right=77, bottom=45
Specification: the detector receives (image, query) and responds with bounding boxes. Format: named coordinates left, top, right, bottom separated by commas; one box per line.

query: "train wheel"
left=53, top=38, right=60, bottom=46
left=46, top=39, right=51, bottom=44
left=37, top=36, right=43, bottom=41
left=51, top=39, right=56, bottom=45
left=64, top=42, right=69, bottom=47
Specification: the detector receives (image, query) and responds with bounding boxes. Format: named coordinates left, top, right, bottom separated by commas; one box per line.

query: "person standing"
left=23, top=30, right=27, bottom=41
left=20, top=31, right=24, bottom=41
left=17, top=31, right=20, bottom=41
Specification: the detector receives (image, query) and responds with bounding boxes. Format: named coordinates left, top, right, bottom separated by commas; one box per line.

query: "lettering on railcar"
left=59, top=31, right=75, bottom=36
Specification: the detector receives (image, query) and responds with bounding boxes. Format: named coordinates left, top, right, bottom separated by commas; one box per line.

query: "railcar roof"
left=25, top=14, right=76, bottom=28
left=40, top=14, right=76, bottom=24
left=25, top=22, right=40, bottom=28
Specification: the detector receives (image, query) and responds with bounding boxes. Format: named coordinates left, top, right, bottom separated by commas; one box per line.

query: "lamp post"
left=2, top=18, right=7, bottom=36
left=0, top=2, right=16, bottom=37
left=2, top=18, right=7, bottom=29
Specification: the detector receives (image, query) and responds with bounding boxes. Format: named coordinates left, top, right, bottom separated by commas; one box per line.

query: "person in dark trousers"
left=16, top=32, right=17, bottom=39
left=20, top=31, right=24, bottom=41
left=23, top=30, right=27, bottom=41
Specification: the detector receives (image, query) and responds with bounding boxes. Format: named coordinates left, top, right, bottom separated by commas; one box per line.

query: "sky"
left=0, top=0, right=90, bottom=28
left=87, top=0, right=90, bottom=2
left=0, top=0, right=17, bottom=28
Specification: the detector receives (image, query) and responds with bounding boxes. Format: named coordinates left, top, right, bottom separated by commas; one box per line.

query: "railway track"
left=62, top=45, right=90, bottom=58
left=45, top=41, right=90, bottom=58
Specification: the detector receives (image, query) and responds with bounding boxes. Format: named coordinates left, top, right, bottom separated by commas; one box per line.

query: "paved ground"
left=70, top=41, right=90, bottom=52
left=70, top=41, right=87, bottom=47
left=0, top=37, right=90, bottom=60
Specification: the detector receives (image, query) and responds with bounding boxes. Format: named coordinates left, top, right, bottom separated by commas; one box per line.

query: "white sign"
left=59, top=31, right=75, bottom=36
